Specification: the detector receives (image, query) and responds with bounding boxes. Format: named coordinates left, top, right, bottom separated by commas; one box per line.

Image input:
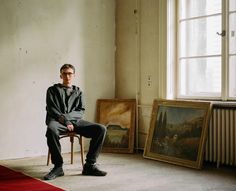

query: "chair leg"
left=46, top=134, right=84, bottom=167
left=70, top=136, right=74, bottom=164
left=47, top=150, right=50, bottom=166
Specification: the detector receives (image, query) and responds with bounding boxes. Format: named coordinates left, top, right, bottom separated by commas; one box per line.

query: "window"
left=229, top=0, right=236, bottom=98
left=168, top=0, right=236, bottom=100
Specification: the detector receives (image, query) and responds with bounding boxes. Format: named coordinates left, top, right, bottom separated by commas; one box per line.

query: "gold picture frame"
left=144, top=99, right=212, bottom=169
left=96, top=99, right=136, bottom=153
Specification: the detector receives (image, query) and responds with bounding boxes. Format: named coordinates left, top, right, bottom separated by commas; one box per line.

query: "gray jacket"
left=46, top=83, right=85, bottom=126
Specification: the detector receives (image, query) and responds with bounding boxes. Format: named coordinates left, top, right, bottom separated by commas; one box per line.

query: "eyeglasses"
left=61, top=72, right=74, bottom=76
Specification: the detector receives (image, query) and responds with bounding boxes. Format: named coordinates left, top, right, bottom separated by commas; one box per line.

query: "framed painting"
left=96, top=99, right=136, bottom=153
left=144, top=99, right=212, bottom=169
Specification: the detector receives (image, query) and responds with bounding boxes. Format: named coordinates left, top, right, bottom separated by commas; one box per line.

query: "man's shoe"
left=44, top=166, right=64, bottom=180
left=82, top=163, right=107, bottom=176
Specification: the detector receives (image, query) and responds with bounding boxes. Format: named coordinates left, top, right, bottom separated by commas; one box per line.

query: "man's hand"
left=58, top=115, right=65, bottom=124
left=67, top=124, right=74, bottom=131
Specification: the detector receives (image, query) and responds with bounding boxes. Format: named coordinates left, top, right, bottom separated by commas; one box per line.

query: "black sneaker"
left=44, top=166, right=64, bottom=180
left=82, top=163, right=107, bottom=176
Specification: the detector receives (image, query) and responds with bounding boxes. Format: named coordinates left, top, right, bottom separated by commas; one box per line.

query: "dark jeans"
left=46, top=119, right=106, bottom=167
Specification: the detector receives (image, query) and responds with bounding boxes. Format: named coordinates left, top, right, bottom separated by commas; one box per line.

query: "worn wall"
left=115, top=0, right=167, bottom=148
left=0, top=0, right=115, bottom=159
left=115, top=0, right=138, bottom=99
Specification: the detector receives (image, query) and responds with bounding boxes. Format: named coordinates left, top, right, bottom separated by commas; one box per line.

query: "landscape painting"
left=144, top=99, right=211, bottom=169
left=96, top=99, right=136, bottom=153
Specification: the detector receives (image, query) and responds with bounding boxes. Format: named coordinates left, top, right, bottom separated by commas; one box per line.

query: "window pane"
left=229, top=56, right=236, bottom=97
left=179, top=16, right=221, bottom=57
left=230, top=0, right=236, bottom=11
left=179, top=0, right=221, bottom=19
left=229, top=12, right=236, bottom=54
left=179, top=57, right=221, bottom=96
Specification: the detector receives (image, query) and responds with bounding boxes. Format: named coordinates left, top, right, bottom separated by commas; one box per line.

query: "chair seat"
left=47, top=132, right=84, bottom=167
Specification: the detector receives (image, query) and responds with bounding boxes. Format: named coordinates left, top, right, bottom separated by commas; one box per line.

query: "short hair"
left=60, top=64, right=75, bottom=73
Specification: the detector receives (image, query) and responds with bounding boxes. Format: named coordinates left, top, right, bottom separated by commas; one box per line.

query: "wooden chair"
left=47, top=132, right=84, bottom=167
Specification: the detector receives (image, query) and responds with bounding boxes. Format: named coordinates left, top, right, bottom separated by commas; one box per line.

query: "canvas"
left=97, top=99, right=136, bottom=153
left=144, top=99, right=212, bottom=169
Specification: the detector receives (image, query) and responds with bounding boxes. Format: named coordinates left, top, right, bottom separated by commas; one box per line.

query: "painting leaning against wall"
left=144, top=99, right=212, bottom=169
left=96, top=99, right=136, bottom=153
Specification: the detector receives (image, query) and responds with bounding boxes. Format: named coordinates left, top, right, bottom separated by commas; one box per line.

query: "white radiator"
left=205, top=104, right=236, bottom=167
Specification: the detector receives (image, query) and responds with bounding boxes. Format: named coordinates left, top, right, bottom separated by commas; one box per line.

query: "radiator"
left=205, top=104, right=236, bottom=167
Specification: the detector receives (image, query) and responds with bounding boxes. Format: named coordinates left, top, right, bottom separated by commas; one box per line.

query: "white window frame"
left=167, top=0, right=236, bottom=101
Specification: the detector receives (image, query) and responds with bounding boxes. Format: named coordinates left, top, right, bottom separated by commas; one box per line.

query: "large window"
left=229, top=0, right=236, bottom=98
left=168, top=0, right=236, bottom=100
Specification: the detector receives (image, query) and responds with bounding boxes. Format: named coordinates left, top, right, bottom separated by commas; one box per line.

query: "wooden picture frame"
left=96, top=99, right=136, bottom=153
left=144, top=99, right=212, bottom=169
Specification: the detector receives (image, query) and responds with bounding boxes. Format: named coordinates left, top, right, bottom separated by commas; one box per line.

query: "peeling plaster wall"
left=0, top=0, right=115, bottom=159
left=115, top=0, right=167, bottom=148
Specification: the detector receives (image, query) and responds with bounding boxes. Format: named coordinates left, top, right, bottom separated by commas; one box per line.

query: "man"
left=44, top=64, right=107, bottom=180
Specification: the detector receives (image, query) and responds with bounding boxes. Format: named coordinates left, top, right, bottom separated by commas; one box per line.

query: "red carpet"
left=0, top=165, right=65, bottom=191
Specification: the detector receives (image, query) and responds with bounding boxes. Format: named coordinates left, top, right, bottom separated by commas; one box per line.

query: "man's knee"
left=97, top=124, right=107, bottom=135
left=46, top=121, right=60, bottom=137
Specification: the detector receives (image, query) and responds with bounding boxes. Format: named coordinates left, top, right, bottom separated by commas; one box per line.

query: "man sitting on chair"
left=44, top=64, right=107, bottom=180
